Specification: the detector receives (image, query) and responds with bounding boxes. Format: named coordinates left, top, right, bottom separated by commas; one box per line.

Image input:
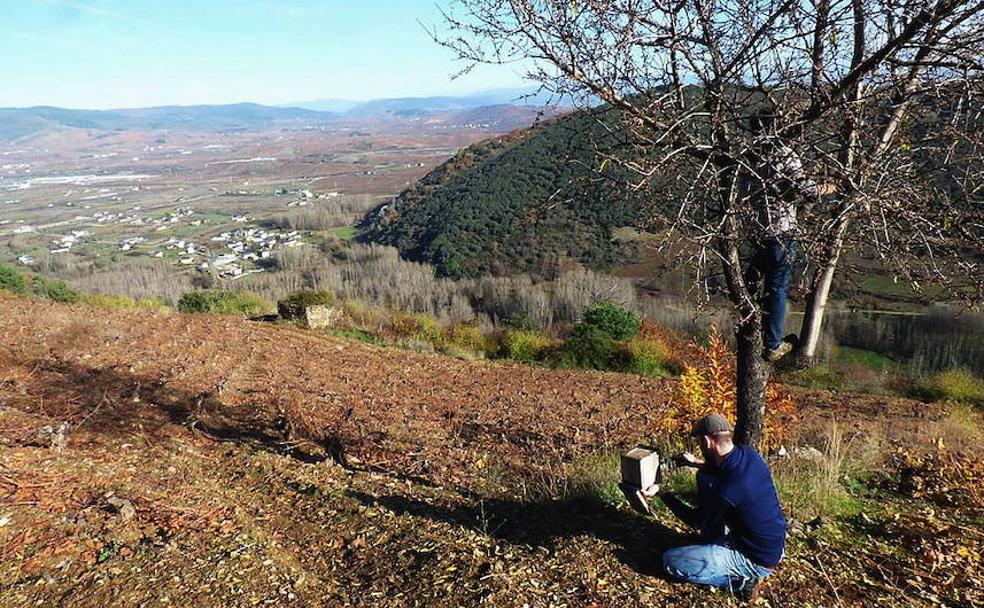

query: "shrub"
left=178, top=290, right=270, bottom=315
left=341, top=298, right=380, bottom=328
left=0, top=265, right=27, bottom=295
left=919, top=368, right=984, bottom=405
left=388, top=312, right=444, bottom=345
left=575, top=300, right=640, bottom=341
left=502, top=329, right=554, bottom=363
left=278, top=289, right=336, bottom=309
left=448, top=322, right=496, bottom=355
left=556, top=326, right=616, bottom=370
left=412, top=313, right=444, bottom=345
left=617, top=336, right=675, bottom=377
left=672, top=327, right=795, bottom=449
left=31, top=275, right=79, bottom=302
left=278, top=290, right=337, bottom=319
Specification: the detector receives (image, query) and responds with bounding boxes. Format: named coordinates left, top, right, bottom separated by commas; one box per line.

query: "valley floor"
left=0, top=295, right=980, bottom=607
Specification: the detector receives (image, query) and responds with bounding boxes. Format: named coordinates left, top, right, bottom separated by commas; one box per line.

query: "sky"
left=0, top=0, right=530, bottom=109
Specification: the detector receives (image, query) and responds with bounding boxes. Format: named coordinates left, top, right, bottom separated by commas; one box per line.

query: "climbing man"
left=738, top=109, right=836, bottom=361
left=641, top=413, right=786, bottom=601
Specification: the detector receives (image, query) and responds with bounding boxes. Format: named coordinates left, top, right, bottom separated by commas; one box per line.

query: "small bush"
left=31, top=275, right=79, bottom=302
left=389, top=312, right=444, bottom=345
left=178, top=290, right=270, bottom=315
left=0, top=265, right=27, bottom=295
left=412, top=313, right=444, bottom=344
left=617, top=336, right=675, bottom=377
left=919, top=368, right=984, bottom=405
left=341, top=298, right=381, bottom=328
left=278, top=290, right=337, bottom=320
left=575, top=300, right=640, bottom=341
left=556, top=326, right=615, bottom=370
left=502, top=329, right=554, bottom=363
left=448, top=322, right=496, bottom=355
left=278, top=289, right=336, bottom=309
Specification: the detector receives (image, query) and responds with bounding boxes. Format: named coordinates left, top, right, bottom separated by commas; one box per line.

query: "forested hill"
left=357, top=109, right=646, bottom=278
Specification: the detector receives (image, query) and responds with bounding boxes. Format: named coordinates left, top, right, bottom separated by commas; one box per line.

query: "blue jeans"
left=663, top=470, right=775, bottom=591
left=662, top=538, right=774, bottom=591
left=746, top=237, right=797, bottom=350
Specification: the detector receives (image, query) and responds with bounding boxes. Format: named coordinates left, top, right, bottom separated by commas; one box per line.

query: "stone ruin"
left=278, top=302, right=344, bottom=330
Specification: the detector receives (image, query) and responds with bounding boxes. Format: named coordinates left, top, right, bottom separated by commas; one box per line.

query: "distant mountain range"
left=0, top=103, right=334, bottom=142
left=287, top=88, right=561, bottom=116
left=0, top=89, right=570, bottom=142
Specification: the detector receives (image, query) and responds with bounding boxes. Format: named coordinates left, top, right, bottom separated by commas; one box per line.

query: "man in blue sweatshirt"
left=642, top=413, right=786, bottom=600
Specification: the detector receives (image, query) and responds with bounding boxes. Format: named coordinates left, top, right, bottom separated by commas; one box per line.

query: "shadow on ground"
left=349, top=489, right=690, bottom=577
left=5, top=357, right=334, bottom=463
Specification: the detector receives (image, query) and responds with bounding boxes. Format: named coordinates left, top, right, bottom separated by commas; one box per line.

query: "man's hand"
left=672, top=451, right=704, bottom=468
left=641, top=483, right=661, bottom=497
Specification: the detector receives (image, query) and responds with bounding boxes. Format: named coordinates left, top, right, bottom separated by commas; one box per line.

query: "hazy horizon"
left=0, top=85, right=542, bottom=112
left=0, top=1, right=530, bottom=110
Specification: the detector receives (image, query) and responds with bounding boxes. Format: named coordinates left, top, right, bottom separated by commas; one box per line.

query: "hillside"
left=1, top=295, right=980, bottom=607
left=359, top=109, right=647, bottom=278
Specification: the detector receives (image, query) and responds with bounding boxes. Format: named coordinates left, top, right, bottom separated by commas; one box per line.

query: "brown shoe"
left=764, top=341, right=793, bottom=362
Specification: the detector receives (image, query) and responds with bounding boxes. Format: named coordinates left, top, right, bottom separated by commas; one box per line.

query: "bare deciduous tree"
left=435, top=0, right=984, bottom=445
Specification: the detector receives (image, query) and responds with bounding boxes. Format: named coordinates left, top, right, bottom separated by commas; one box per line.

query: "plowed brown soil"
left=1, top=295, right=979, bottom=607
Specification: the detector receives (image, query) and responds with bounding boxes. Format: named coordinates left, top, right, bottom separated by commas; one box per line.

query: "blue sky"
left=0, top=0, right=529, bottom=109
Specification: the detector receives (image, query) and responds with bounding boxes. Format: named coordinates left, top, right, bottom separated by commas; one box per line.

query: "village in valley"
left=0, top=122, right=507, bottom=284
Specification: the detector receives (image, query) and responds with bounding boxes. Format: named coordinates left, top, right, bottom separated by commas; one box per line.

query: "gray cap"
left=690, top=413, right=734, bottom=437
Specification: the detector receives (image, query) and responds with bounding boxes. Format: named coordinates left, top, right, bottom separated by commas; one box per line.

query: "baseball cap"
left=690, top=413, right=734, bottom=437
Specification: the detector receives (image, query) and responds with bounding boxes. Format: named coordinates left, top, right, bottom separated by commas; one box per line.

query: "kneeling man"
left=645, top=413, right=786, bottom=599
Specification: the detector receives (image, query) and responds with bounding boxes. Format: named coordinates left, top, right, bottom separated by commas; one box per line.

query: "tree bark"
left=796, top=259, right=838, bottom=365
left=734, top=316, right=770, bottom=446
left=715, top=226, right=769, bottom=448
left=797, top=213, right=852, bottom=365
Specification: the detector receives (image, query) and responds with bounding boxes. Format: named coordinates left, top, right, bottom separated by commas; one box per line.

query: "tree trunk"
left=796, top=259, right=838, bottom=366
left=796, top=214, right=851, bottom=366
left=734, top=315, right=770, bottom=447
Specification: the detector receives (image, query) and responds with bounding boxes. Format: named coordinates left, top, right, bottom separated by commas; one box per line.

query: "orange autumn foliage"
left=674, top=326, right=796, bottom=450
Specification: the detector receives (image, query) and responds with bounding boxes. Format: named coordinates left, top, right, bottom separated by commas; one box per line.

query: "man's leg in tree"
left=761, top=239, right=794, bottom=351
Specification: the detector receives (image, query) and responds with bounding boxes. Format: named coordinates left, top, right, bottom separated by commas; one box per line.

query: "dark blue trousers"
left=746, top=237, right=797, bottom=350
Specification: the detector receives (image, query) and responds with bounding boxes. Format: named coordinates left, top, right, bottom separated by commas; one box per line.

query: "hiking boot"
left=763, top=341, right=793, bottom=362
left=736, top=578, right=764, bottom=602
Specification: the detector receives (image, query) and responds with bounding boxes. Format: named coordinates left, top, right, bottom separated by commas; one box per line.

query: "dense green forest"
left=358, top=109, right=648, bottom=278
left=359, top=90, right=982, bottom=280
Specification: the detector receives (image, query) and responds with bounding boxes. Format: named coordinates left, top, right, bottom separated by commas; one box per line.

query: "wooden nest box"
left=620, top=445, right=660, bottom=490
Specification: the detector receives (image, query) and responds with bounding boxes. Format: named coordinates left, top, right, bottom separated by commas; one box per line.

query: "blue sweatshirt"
left=662, top=445, right=786, bottom=567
